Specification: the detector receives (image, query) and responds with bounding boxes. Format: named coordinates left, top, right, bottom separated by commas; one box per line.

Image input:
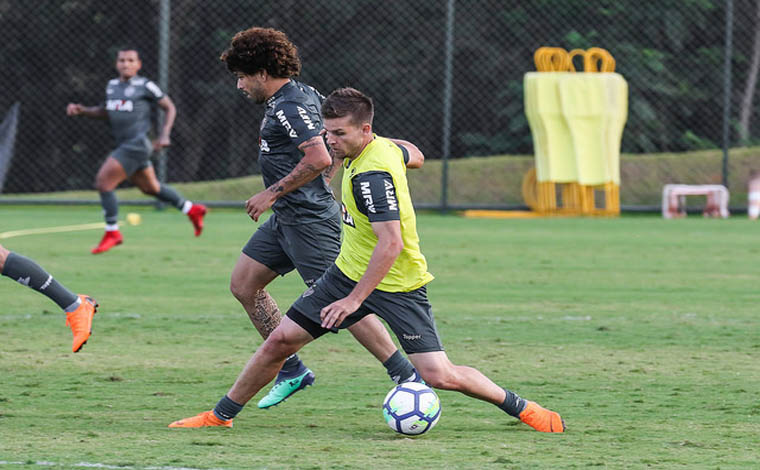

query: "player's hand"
left=153, top=136, right=171, bottom=150
left=245, top=190, right=276, bottom=222
left=66, top=103, right=83, bottom=116
left=320, top=297, right=360, bottom=329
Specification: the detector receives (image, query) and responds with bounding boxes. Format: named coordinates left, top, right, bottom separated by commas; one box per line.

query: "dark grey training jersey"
left=258, top=80, right=340, bottom=225
left=104, top=75, right=164, bottom=145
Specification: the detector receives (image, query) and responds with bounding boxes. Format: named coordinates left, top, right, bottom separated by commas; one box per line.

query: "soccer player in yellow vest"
left=170, top=88, right=564, bottom=433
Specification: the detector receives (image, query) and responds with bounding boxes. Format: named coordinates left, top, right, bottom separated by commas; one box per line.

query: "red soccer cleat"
left=91, top=230, right=123, bottom=254
left=187, top=204, right=207, bottom=237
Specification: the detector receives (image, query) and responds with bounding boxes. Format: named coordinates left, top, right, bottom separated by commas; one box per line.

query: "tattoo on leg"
left=247, top=289, right=281, bottom=339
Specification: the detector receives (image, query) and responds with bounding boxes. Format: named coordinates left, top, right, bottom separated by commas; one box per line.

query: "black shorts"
left=111, top=136, right=152, bottom=177
left=242, top=212, right=341, bottom=286
left=287, top=264, right=444, bottom=354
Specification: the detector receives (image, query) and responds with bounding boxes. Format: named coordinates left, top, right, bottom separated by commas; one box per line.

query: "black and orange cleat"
left=519, top=401, right=565, bottom=433
left=169, top=410, right=232, bottom=428
left=66, top=295, right=98, bottom=352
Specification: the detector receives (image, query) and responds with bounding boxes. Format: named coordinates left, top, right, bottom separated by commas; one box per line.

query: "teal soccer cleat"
left=257, top=369, right=315, bottom=409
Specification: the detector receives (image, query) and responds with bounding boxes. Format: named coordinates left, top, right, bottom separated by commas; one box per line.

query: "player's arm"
left=320, top=219, right=402, bottom=329
left=245, top=135, right=331, bottom=221
left=387, top=138, right=425, bottom=169
left=154, top=96, right=177, bottom=149
left=65, top=103, right=107, bottom=120
left=322, top=155, right=340, bottom=185
left=320, top=171, right=402, bottom=328
left=320, top=129, right=341, bottom=184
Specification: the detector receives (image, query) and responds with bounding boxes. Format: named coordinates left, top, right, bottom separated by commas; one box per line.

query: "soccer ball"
left=382, top=382, right=441, bottom=436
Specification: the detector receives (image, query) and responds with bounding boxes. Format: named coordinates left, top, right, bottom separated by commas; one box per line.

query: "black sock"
left=277, top=354, right=306, bottom=379
left=99, top=191, right=119, bottom=225
left=496, top=388, right=527, bottom=418
left=1, top=252, right=78, bottom=310
left=382, top=350, right=416, bottom=384
left=155, top=184, right=186, bottom=210
left=213, top=394, right=243, bottom=421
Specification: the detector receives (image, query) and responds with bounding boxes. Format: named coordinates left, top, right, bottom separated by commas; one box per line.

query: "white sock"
left=105, top=223, right=119, bottom=232
left=64, top=297, right=82, bottom=313
left=749, top=192, right=760, bottom=219
left=181, top=200, right=193, bottom=214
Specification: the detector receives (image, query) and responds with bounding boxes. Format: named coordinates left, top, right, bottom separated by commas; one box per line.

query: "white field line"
left=0, top=461, right=232, bottom=470
left=0, top=222, right=109, bottom=240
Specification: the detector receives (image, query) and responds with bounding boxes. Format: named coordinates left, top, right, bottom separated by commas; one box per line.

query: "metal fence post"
left=440, top=0, right=455, bottom=211
left=722, top=0, right=733, bottom=188
left=156, top=0, right=171, bottom=208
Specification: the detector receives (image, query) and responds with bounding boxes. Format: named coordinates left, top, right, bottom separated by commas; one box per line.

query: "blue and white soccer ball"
left=382, top=382, right=441, bottom=436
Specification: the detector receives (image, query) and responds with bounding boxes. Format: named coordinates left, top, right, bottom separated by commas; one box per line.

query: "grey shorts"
left=288, top=264, right=444, bottom=354
left=242, top=212, right=341, bottom=286
left=111, top=136, right=152, bottom=177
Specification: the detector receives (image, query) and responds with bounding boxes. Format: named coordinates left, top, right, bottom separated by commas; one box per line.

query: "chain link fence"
left=1, top=0, right=758, bottom=210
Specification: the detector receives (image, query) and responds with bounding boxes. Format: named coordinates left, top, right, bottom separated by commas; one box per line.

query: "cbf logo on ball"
left=382, top=382, right=441, bottom=436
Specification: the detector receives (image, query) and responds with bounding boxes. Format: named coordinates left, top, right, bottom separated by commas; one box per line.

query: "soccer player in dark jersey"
left=66, top=48, right=207, bottom=254
left=169, top=88, right=565, bottom=433
left=0, top=243, right=97, bottom=352
left=169, top=27, right=420, bottom=420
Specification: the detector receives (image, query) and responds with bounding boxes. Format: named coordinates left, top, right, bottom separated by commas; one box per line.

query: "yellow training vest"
left=336, top=136, right=434, bottom=292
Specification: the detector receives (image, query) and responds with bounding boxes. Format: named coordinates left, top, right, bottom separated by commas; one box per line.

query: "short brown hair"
left=220, top=27, right=301, bottom=78
left=321, top=87, right=374, bottom=126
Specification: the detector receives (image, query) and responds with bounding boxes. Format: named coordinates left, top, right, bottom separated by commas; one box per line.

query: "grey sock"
left=213, top=394, right=243, bottom=420
left=99, top=191, right=119, bottom=225
left=155, top=184, right=186, bottom=210
left=1, top=252, right=78, bottom=310
left=496, top=388, right=527, bottom=418
left=383, top=350, right=416, bottom=384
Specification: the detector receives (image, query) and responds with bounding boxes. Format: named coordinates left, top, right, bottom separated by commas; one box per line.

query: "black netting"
left=0, top=0, right=758, bottom=208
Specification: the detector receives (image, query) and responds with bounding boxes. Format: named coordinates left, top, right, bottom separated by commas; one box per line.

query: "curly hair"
left=322, top=87, right=374, bottom=126
left=220, top=27, right=301, bottom=78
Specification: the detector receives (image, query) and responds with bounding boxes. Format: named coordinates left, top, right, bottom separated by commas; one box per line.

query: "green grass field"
left=4, top=145, right=760, bottom=207
left=0, top=206, right=758, bottom=470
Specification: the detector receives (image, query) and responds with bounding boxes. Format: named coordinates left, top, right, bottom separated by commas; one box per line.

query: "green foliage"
left=1, top=207, right=759, bottom=469
left=1, top=0, right=756, bottom=195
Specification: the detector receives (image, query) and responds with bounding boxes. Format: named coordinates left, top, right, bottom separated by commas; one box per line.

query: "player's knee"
left=94, top=178, right=108, bottom=192
left=262, top=328, right=300, bottom=359
left=229, top=276, right=252, bottom=302
left=417, top=367, right=458, bottom=390
left=140, top=184, right=159, bottom=196
left=230, top=273, right=266, bottom=303
left=0, top=244, right=7, bottom=271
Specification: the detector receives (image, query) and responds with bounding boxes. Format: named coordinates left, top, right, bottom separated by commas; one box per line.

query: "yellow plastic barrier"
left=604, top=73, right=628, bottom=186
left=524, top=72, right=577, bottom=183
left=560, top=74, right=609, bottom=186
left=524, top=47, right=627, bottom=216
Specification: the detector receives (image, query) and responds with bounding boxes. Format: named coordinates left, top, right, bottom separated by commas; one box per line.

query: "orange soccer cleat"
left=168, top=410, right=232, bottom=428
left=91, top=230, right=123, bottom=254
left=187, top=204, right=208, bottom=237
left=66, top=295, right=98, bottom=353
left=519, top=401, right=565, bottom=433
